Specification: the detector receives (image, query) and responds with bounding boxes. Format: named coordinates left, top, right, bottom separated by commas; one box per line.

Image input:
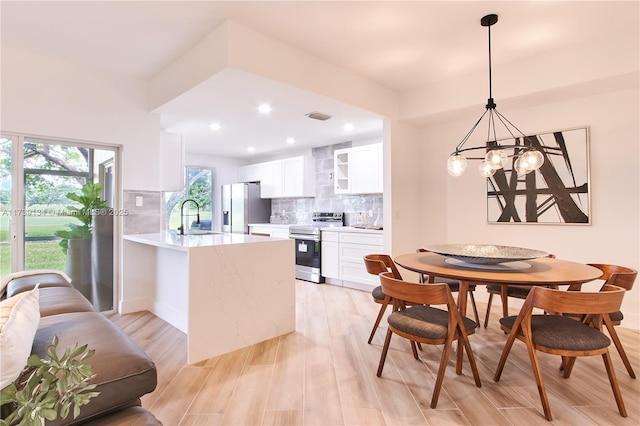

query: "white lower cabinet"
left=321, top=232, right=340, bottom=279
left=248, top=224, right=290, bottom=238
left=322, top=230, right=383, bottom=291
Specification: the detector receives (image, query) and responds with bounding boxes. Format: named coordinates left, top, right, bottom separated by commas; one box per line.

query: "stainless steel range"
left=289, top=212, right=344, bottom=283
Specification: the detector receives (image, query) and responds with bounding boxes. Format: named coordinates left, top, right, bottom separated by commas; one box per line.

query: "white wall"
left=184, top=152, right=242, bottom=188
left=1, top=46, right=162, bottom=191
left=419, top=86, right=640, bottom=329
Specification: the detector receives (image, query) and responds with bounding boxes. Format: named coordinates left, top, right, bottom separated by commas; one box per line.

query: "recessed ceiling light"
left=209, top=122, right=221, bottom=131
left=247, top=146, right=255, bottom=153
left=344, top=123, right=355, bottom=132
left=286, top=137, right=295, bottom=144
left=258, top=104, right=272, bottom=114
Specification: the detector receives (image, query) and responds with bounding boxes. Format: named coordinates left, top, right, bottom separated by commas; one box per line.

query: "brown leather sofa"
left=2, top=271, right=161, bottom=425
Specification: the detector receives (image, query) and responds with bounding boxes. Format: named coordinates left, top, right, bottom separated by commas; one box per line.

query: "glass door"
left=0, top=137, right=14, bottom=276
left=2, top=134, right=118, bottom=312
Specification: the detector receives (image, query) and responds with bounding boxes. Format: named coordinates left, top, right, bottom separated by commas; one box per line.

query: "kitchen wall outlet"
left=135, top=196, right=143, bottom=207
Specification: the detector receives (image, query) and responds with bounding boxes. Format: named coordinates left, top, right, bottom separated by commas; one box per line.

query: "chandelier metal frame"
left=447, top=14, right=544, bottom=177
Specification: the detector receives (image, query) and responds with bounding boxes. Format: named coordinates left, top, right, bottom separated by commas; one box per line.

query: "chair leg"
left=602, top=350, right=627, bottom=417
left=494, top=324, right=520, bottom=381
left=500, top=287, right=509, bottom=318
left=460, top=332, right=482, bottom=388
left=525, top=340, right=552, bottom=421
left=431, top=336, right=454, bottom=408
left=561, top=356, right=577, bottom=378
left=608, top=324, right=636, bottom=379
left=368, top=300, right=389, bottom=344
left=377, top=329, right=394, bottom=377
left=410, top=340, right=419, bottom=360
left=484, top=293, right=494, bottom=328
left=469, top=291, right=480, bottom=326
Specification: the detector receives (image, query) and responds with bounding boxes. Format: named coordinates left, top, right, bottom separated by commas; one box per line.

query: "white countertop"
left=248, top=223, right=293, bottom=228
left=321, top=226, right=383, bottom=234
left=123, top=232, right=282, bottom=251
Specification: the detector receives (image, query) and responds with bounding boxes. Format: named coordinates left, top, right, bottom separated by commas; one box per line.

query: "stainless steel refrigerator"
left=221, top=182, right=271, bottom=234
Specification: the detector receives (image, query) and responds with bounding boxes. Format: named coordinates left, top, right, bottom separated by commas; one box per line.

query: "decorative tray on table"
left=423, top=244, right=548, bottom=265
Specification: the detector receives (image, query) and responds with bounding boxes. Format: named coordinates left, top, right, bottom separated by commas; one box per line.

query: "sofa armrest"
left=3, top=271, right=73, bottom=298
left=1, top=269, right=71, bottom=291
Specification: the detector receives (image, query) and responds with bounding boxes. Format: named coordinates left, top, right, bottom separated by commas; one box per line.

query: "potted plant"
left=54, top=183, right=107, bottom=291
left=0, top=336, right=100, bottom=426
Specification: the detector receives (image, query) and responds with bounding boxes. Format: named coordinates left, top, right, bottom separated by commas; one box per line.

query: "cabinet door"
left=282, top=157, right=303, bottom=197
left=238, top=164, right=260, bottom=183
left=257, top=161, right=283, bottom=198
left=249, top=225, right=272, bottom=236
left=321, top=240, right=340, bottom=279
left=339, top=242, right=384, bottom=286
left=334, top=148, right=351, bottom=194
left=270, top=160, right=283, bottom=198
left=351, top=144, right=382, bottom=194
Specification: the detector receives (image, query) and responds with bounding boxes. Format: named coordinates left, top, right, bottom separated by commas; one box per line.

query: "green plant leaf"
left=4, top=335, right=100, bottom=424
left=0, top=383, right=18, bottom=403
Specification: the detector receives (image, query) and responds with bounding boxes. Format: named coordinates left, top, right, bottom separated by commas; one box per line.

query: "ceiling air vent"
left=305, top=111, right=332, bottom=121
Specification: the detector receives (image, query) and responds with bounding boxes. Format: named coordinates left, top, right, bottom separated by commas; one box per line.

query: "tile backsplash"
left=123, top=190, right=162, bottom=234
left=271, top=142, right=383, bottom=226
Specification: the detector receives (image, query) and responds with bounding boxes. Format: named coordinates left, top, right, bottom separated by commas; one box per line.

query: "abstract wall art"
left=487, top=127, right=590, bottom=224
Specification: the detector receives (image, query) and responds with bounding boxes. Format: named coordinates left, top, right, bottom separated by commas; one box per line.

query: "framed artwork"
left=487, top=127, right=590, bottom=224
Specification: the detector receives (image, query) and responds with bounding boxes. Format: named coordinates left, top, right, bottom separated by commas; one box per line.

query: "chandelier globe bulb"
left=447, top=154, right=467, bottom=177
left=479, top=161, right=496, bottom=177
left=514, top=157, right=533, bottom=176
left=484, top=149, right=508, bottom=170
left=521, top=149, right=544, bottom=170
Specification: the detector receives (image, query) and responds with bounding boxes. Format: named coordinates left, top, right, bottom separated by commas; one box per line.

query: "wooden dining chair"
left=363, top=254, right=403, bottom=344
left=483, top=253, right=556, bottom=328
left=376, top=271, right=481, bottom=408
left=566, top=264, right=637, bottom=379
left=494, top=285, right=627, bottom=421
left=416, top=248, right=480, bottom=325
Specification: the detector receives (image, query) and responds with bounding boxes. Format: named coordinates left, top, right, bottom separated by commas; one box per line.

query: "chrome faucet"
left=178, top=199, right=200, bottom=235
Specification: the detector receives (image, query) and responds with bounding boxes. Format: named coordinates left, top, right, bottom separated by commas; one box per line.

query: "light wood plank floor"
left=107, top=280, right=640, bottom=425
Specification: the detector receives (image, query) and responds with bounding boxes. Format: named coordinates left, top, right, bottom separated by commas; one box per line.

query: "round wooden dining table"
left=394, top=251, right=603, bottom=373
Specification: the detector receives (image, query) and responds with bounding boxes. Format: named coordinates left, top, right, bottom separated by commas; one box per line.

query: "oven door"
left=290, top=234, right=321, bottom=269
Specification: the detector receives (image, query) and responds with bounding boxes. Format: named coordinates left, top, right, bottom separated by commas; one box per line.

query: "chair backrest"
left=379, top=271, right=451, bottom=307
left=588, top=263, right=637, bottom=292
left=363, top=254, right=403, bottom=279
left=528, top=284, right=625, bottom=316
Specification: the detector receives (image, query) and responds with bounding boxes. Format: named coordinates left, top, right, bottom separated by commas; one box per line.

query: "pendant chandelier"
left=447, top=14, right=544, bottom=177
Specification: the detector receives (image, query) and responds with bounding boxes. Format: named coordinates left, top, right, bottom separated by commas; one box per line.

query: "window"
left=164, top=167, right=216, bottom=232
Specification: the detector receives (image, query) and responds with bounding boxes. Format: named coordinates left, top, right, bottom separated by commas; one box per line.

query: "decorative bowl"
left=423, top=244, right=548, bottom=265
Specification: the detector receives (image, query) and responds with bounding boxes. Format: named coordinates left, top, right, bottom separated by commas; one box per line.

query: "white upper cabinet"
left=238, top=155, right=314, bottom=198
left=159, top=131, right=184, bottom=192
left=334, top=148, right=351, bottom=194
left=334, top=143, right=382, bottom=195
left=264, top=160, right=282, bottom=198
left=282, top=156, right=314, bottom=197
left=237, top=163, right=261, bottom=183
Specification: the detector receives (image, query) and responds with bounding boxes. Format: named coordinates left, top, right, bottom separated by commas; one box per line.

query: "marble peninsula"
left=122, top=232, right=295, bottom=364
